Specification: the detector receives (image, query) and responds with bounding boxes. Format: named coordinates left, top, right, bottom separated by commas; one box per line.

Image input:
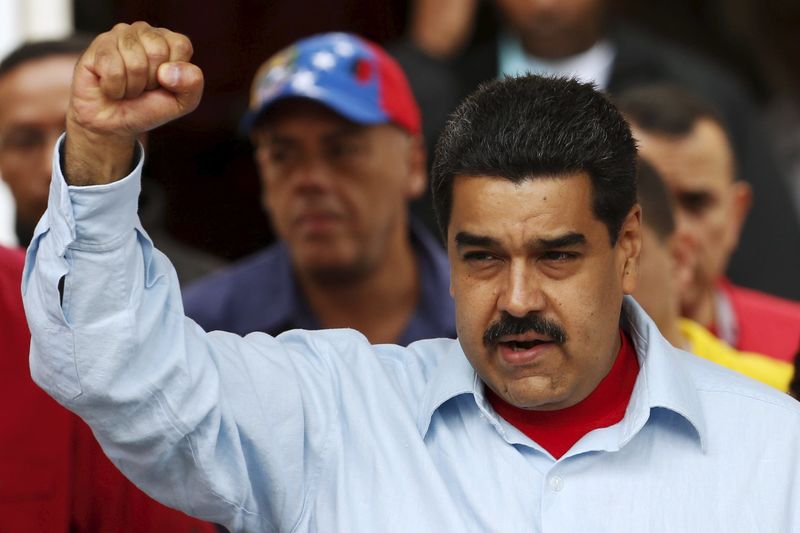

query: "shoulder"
left=265, top=329, right=459, bottom=406
left=182, top=244, right=291, bottom=332
left=678, top=348, right=800, bottom=420
left=185, top=245, right=286, bottom=298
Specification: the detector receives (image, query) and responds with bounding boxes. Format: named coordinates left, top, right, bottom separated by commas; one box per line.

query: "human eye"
left=257, top=142, right=294, bottom=166
left=327, top=140, right=361, bottom=161
left=1, top=127, right=45, bottom=151
left=678, top=191, right=714, bottom=216
left=461, top=250, right=500, bottom=264
left=540, top=251, right=579, bottom=263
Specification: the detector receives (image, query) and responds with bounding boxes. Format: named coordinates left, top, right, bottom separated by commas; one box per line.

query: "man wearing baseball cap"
left=183, top=33, right=456, bottom=344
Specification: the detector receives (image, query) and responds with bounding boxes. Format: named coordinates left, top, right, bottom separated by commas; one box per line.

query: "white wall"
left=0, top=0, right=73, bottom=247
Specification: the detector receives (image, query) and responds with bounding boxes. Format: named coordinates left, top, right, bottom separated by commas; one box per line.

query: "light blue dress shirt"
left=24, top=139, right=800, bottom=532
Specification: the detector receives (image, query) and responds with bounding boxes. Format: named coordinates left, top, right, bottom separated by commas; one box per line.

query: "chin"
left=305, top=260, right=370, bottom=285
left=502, top=381, right=570, bottom=411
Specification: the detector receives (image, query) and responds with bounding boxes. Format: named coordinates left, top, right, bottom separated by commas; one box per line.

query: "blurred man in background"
left=618, top=85, right=800, bottom=363
left=184, top=33, right=456, bottom=344
left=0, top=37, right=87, bottom=248
left=392, top=0, right=800, bottom=301
left=0, top=38, right=222, bottom=285
left=632, top=158, right=793, bottom=390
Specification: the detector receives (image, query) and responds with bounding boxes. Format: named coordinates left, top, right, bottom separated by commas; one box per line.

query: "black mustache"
left=482, top=312, right=567, bottom=347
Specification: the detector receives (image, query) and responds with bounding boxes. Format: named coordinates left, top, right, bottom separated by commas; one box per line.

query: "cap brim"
left=239, top=84, right=389, bottom=135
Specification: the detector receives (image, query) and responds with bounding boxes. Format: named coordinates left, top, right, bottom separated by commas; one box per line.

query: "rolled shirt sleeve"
left=22, top=136, right=335, bottom=531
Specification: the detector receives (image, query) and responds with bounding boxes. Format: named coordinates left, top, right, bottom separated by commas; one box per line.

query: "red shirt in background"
left=0, top=246, right=216, bottom=533
left=713, top=277, right=800, bottom=363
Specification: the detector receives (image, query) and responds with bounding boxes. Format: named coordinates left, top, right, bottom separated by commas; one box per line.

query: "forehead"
left=633, top=119, right=734, bottom=191
left=254, top=99, right=363, bottom=137
left=0, top=55, right=76, bottom=125
left=449, top=172, right=602, bottom=244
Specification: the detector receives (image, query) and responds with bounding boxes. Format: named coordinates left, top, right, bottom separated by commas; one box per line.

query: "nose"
left=291, top=156, right=335, bottom=194
left=497, top=259, right=546, bottom=317
left=674, top=209, right=699, bottom=248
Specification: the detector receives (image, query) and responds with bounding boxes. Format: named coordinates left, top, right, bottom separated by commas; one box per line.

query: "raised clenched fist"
left=65, top=22, right=204, bottom=186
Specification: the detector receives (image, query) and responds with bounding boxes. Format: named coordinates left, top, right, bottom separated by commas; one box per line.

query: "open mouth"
left=501, top=339, right=551, bottom=352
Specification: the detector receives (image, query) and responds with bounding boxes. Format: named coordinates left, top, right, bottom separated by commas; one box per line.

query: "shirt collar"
left=417, top=296, right=708, bottom=451
left=497, top=31, right=616, bottom=90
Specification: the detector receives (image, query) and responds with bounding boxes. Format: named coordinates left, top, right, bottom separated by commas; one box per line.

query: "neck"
left=15, top=217, right=35, bottom=247
left=681, top=284, right=717, bottom=329
left=516, top=18, right=607, bottom=60
left=661, top=315, right=690, bottom=351
left=298, top=224, right=419, bottom=344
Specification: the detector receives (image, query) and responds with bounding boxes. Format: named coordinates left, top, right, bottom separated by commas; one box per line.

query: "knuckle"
left=119, top=32, right=141, bottom=51
left=172, top=35, right=194, bottom=57
left=130, top=20, right=153, bottom=31
left=142, top=33, right=170, bottom=62
left=111, top=22, right=131, bottom=33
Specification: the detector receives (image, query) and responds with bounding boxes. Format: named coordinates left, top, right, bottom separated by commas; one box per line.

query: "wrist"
left=63, top=119, right=137, bottom=186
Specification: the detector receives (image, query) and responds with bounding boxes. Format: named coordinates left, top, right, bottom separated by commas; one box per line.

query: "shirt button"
left=549, top=475, right=564, bottom=492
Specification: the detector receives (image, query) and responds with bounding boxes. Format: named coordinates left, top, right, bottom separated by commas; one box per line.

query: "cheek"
left=557, top=263, right=621, bottom=343
left=453, top=275, right=499, bottom=334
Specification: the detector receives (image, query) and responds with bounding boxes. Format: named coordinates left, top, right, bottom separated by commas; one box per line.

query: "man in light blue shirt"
left=24, top=23, right=800, bottom=532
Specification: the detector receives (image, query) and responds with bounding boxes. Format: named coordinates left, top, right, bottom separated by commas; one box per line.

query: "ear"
left=668, top=230, right=697, bottom=298
left=404, top=134, right=428, bottom=200
left=619, top=204, right=642, bottom=295
left=728, top=180, right=752, bottom=248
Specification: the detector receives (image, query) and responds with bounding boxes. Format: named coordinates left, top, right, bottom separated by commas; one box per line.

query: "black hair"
left=431, top=75, right=637, bottom=244
left=614, top=84, right=725, bottom=138
left=0, top=35, right=92, bottom=79
left=636, top=157, right=675, bottom=241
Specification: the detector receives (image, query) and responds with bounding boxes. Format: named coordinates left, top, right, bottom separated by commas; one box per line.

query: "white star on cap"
left=332, top=39, right=356, bottom=57
left=291, top=69, right=323, bottom=97
left=311, top=51, right=337, bottom=71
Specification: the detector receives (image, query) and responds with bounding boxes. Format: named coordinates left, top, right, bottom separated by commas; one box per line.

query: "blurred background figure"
left=632, top=158, right=793, bottom=391
left=0, top=245, right=217, bottom=532
left=0, top=37, right=86, bottom=248
left=0, top=38, right=223, bottom=285
left=618, top=85, right=800, bottom=363
left=391, top=0, right=800, bottom=301
left=183, top=33, right=456, bottom=344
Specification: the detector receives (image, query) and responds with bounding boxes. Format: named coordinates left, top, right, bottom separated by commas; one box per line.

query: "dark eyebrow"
left=532, top=232, right=586, bottom=250
left=454, top=231, right=501, bottom=249
left=454, top=231, right=586, bottom=251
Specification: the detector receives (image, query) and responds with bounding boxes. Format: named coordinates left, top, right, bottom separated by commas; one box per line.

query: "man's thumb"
left=156, top=61, right=204, bottom=110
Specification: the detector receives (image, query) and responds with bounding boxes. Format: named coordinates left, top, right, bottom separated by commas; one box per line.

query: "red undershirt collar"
left=487, top=329, right=639, bottom=459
